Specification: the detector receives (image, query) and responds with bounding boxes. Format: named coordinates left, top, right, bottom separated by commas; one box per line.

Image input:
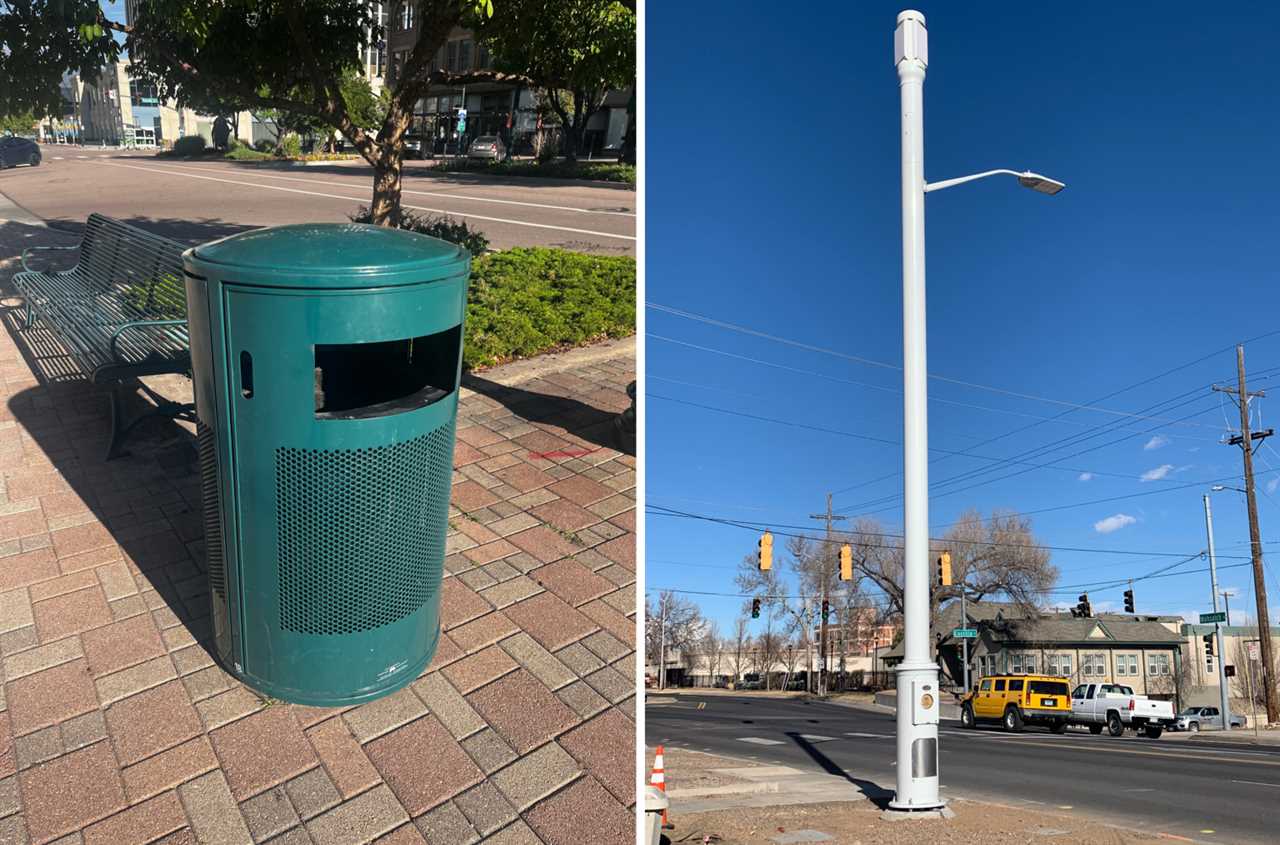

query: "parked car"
left=739, top=673, right=763, bottom=691
left=0, top=136, right=41, bottom=168
left=1069, top=682, right=1175, bottom=738
left=403, top=138, right=425, bottom=160
left=468, top=135, right=506, bottom=161
left=960, top=674, right=1072, bottom=733
left=1173, top=705, right=1245, bottom=732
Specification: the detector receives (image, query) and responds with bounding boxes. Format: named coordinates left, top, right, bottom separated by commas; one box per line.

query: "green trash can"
left=183, top=223, right=470, bottom=706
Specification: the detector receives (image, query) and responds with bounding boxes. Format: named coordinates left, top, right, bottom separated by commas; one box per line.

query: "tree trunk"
left=369, top=147, right=404, bottom=226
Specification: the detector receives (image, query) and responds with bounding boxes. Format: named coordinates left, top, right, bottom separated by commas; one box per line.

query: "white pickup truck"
left=1070, top=682, right=1176, bottom=738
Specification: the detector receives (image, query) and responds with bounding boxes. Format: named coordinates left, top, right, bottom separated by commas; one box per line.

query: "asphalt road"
left=0, top=147, right=635, bottom=253
left=649, top=692, right=1280, bottom=844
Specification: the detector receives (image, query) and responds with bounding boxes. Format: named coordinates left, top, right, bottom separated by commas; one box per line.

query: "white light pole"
left=892, top=10, right=1064, bottom=812
left=1207, top=487, right=1238, bottom=728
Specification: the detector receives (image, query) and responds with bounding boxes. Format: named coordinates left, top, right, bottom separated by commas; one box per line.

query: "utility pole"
left=1212, top=344, right=1278, bottom=725
left=1202, top=494, right=1233, bottom=731
left=1223, top=591, right=1233, bottom=626
left=809, top=493, right=848, bottom=696
left=658, top=596, right=667, bottom=692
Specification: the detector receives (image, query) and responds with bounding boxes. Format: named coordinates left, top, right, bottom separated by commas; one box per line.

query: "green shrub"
left=122, top=272, right=186, bottom=319
left=254, top=139, right=274, bottom=152
left=172, top=135, right=206, bottom=156
left=433, top=157, right=635, bottom=185
left=348, top=206, right=490, bottom=256
left=463, top=248, right=635, bottom=369
left=278, top=134, right=302, bottom=157
left=225, top=146, right=273, bottom=161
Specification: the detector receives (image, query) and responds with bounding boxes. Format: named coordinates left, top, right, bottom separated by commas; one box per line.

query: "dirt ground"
left=662, top=800, right=1167, bottom=845
left=648, top=748, right=767, bottom=792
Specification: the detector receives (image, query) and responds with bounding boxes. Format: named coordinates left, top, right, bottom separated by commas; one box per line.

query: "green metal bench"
left=12, top=213, right=193, bottom=459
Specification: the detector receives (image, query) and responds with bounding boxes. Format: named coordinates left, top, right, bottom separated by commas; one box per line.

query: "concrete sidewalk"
left=0, top=222, right=636, bottom=844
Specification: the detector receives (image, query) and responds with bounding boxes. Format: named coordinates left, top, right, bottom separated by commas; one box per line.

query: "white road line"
left=146, top=162, right=635, bottom=217
left=736, top=737, right=785, bottom=746
left=845, top=732, right=894, bottom=739
left=1232, top=779, right=1280, bottom=788
left=797, top=734, right=836, bottom=743
left=95, top=161, right=636, bottom=242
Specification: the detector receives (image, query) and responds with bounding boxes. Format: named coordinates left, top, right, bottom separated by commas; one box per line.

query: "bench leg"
left=106, top=382, right=196, bottom=461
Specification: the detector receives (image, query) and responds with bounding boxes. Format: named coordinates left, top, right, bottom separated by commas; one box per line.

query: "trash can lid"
left=186, top=222, right=469, bottom=287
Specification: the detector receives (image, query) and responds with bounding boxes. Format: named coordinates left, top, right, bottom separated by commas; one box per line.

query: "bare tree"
left=701, top=622, right=725, bottom=687
left=730, top=614, right=750, bottom=685
left=644, top=591, right=706, bottom=689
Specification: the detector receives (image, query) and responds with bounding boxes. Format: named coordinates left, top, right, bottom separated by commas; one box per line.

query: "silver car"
left=468, top=135, right=506, bottom=161
left=1173, top=706, right=1246, bottom=732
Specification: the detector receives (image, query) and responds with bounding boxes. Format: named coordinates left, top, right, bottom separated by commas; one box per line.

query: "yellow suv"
left=960, top=674, right=1071, bottom=733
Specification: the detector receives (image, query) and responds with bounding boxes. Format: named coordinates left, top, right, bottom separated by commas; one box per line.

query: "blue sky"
left=646, top=2, right=1280, bottom=635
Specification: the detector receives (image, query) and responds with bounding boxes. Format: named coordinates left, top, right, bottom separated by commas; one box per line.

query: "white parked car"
left=1173, top=706, right=1245, bottom=732
left=1070, top=682, right=1176, bottom=738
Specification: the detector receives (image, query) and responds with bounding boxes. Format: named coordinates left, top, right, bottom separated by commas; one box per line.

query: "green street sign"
left=1200, top=611, right=1227, bottom=624
left=953, top=628, right=977, bottom=639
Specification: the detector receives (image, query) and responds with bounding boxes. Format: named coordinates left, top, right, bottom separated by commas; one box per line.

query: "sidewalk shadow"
left=463, top=372, right=633, bottom=454
left=42, top=214, right=258, bottom=247
left=785, top=731, right=895, bottom=809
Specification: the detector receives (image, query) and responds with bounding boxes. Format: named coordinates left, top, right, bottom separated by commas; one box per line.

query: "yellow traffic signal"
left=937, top=550, right=952, bottom=587
left=839, top=544, right=853, bottom=581
left=758, top=531, right=773, bottom=571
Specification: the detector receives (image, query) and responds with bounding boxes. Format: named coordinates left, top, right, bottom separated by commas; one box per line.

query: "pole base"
left=882, top=803, right=953, bottom=821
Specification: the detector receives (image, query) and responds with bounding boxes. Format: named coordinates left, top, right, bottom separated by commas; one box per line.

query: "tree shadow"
left=41, top=214, right=259, bottom=247
left=784, top=731, right=895, bottom=809
left=462, top=371, right=633, bottom=455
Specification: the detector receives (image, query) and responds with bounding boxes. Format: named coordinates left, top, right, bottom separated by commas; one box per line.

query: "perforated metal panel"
left=275, top=420, right=454, bottom=635
left=197, top=420, right=225, bottom=599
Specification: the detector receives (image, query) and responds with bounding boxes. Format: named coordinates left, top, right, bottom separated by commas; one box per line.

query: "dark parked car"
left=0, top=136, right=41, bottom=168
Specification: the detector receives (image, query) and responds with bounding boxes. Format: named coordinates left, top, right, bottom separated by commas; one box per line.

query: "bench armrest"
left=110, top=319, right=187, bottom=361
left=20, top=245, right=79, bottom=274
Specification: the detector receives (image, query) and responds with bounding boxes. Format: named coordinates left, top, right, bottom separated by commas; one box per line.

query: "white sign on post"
left=1248, top=641, right=1261, bottom=662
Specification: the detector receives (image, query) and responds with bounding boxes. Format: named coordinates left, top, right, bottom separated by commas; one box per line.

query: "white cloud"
left=1268, top=478, right=1279, bottom=494
left=1140, top=464, right=1174, bottom=482
left=1078, top=472, right=1094, bottom=482
left=1095, top=513, right=1137, bottom=534
left=1144, top=435, right=1169, bottom=451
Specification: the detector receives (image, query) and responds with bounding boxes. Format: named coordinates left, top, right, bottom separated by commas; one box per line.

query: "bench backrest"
left=78, top=213, right=188, bottom=321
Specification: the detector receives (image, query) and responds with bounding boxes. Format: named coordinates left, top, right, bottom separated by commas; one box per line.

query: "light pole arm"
left=924, top=169, right=1027, bottom=193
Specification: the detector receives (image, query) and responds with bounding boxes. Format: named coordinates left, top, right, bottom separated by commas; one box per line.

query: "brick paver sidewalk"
left=0, top=224, right=636, bottom=844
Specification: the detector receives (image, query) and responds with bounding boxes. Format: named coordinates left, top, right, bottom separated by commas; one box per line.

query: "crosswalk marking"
left=737, top=737, right=785, bottom=746
left=845, top=732, right=894, bottom=739
left=797, top=734, right=836, bottom=743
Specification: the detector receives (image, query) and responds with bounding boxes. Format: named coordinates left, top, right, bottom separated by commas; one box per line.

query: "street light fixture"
left=892, top=9, right=1064, bottom=814
left=1202, top=492, right=1234, bottom=732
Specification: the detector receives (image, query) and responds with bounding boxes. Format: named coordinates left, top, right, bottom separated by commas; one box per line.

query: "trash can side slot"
left=314, top=325, right=461, bottom=420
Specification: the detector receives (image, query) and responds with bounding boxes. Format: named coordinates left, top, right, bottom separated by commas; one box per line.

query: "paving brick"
left=493, top=463, right=556, bottom=494
left=261, top=825, right=307, bottom=845
left=485, top=513, right=540, bottom=537
left=557, top=709, right=634, bottom=804
left=0, top=588, right=33, bottom=634
left=342, top=686, right=427, bottom=744
left=7, top=659, right=98, bottom=736
left=482, top=820, right=542, bottom=845
left=305, top=784, right=407, bottom=845
left=447, top=610, right=518, bottom=654
left=499, top=632, right=575, bottom=692
left=592, top=535, right=634, bottom=572
left=0, top=625, right=38, bottom=656
left=504, top=593, right=596, bottom=652
left=461, top=538, right=519, bottom=566
left=453, top=781, right=516, bottom=836
left=578, top=599, right=634, bottom=647
left=3, top=636, right=83, bottom=681
left=0, top=714, right=12, bottom=780
left=439, top=579, right=492, bottom=632
left=582, top=630, right=630, bottom=664
left=528, top=559, right=613, bottom=608
left=506, top=527, right=577, bottom=565
left=59, top=545, right=124, bottom=576
left=80, top=612, right=166, bottom=677
left=450, top=480, right=499, bottom=512
left=167, top=644, right=215, bottom=677
left=467, top=670, right=577, bottom=755
left=458, top=723, right=521, bottom=779
left=211, top=706, right=318, bottom=800
left=556, top=681, right=609, bottom=719
left=196, top=686, right=263, bottom=731
left=283, top=766, right=340, bottom=821
left=529, top=499, right=599, bottom=534
left=14, top=726, right=62, bottom=770
left=20, top=742, right=126, bottom=844
left=441, top=645, right=517, bottom=695
left=27, top=571, right=98, bottom=604
left=32, top=585, right=112, bottom=642
left=239, top=786, right=298, bottom=843
left=490, top=741, right=580, bottom=811
left=106, top=679, right=203, bottom=766
left=304, top=718, right=379, bottom=800
left=365, top=714, right=483, bottom=815
left=181, top=664, right=237, bottom=702
left=96, top=654, right=177, bottom=705
left=178, top=770, right=254, bottom=845
left=50, top=522, right=114, bottom=560
left=411, top=673, right=485, bottom=741
left=61, top=709, right=108, bottom=752
left=0, top=548, right=60, bottom=592
left=546, top=476, right=614, bottom=508
left=456, top=567, right=497, bottom=592
left=0, top=509, right=46, bottom=541
left=82, top=791, right=186, bottom=845
left=583, top=665, right=633, bottom=705
left=0, top=773, right=18, bottom=819
left=413, top=802, right=478, bottom=845
left=121, top=736, right=219, bottom=803
left=0, top=815, right=25, bottom=845
left=371, top=823, right=427, bottom=845
left=478, top=575, right=541, bottom=609
left=523, top=775, right=631, bottom=845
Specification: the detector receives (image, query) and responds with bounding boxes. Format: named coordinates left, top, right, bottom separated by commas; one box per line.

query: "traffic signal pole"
left=1203, top=494, right=1233, bottom=731
left=891, top=10, right=944, bottom=812
left=810, top=493, right=848, bottom=695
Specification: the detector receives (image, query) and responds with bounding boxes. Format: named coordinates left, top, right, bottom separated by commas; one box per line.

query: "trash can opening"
left=314, top=325, right=461, bottom=419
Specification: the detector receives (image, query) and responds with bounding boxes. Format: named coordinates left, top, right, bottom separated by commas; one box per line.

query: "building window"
left=458, top=39, right=473, bottom=71
left=1148, top=653, right=1171, bottom=676
left=447, top=40, right=458, bottom=71
left=1023, top=653, right=1036, bottom=674
left=1116, top=654, right=1138, bottom=676
left=1084, top=652, right=1107, bottom=676
left=398, top=1, right=415, bottom=30
left=478, top=44, right=491, bottom=68
left=1010, top=653, right=1023, bottom=673
left=1061, top=654, right=1072, bottom=677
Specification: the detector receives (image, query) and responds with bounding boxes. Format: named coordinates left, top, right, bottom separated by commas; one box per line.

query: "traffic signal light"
left=751, top=598, right=761, bottom=619
left=758, top=531, right=773, bottom=571
left=1123, top=589, right=1134, bottom=614
left=1073, top=593, right=1091, bottom=617
left=937, top=551, right=952, bottom=587
left=1204, top=634, right=1214, bottom=657
left=822, top=600, right=830, bottom=619
left=839, top=544, right=853, bottom=581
